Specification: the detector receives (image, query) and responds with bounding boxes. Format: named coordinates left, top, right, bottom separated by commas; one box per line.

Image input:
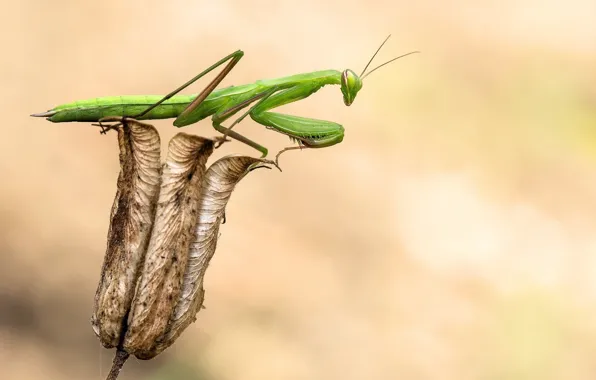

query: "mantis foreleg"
left=210, top=87, right=281, bottom=156
left=212, top=84, right=345, bottom=161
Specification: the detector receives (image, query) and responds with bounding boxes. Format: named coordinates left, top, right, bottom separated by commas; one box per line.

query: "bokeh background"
left=3, top=0, right=596, bottom=379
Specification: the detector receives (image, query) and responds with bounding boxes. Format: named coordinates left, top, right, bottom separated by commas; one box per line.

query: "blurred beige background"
left=2, top=0, right=596, bottom=379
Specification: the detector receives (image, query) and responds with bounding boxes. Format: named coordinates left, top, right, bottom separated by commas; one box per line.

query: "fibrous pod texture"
left=92, top=120, right=272, bottom=380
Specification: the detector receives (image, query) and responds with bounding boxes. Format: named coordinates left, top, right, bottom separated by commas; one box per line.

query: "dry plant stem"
left=124, top=133, right=216, bottom=359
left=91, top=120, right=161, bottom=348
left=106, top=350, right=130, bottom=380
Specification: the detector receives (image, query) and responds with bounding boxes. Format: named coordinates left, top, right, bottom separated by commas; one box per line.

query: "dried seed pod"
left=91, top=120, right=161, bottom=348
left=123, top=133, right=216, bottom=359
left=153, top=155, right=271, bottom=354
left=93, top=123, right=274, bottom=379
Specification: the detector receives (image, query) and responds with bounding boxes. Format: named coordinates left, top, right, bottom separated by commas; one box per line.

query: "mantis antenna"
left=361, top=51, right=420, bottom=80
left=360, top=35, right=392, bottom=77
left=360, top=34, right=420, bottom=80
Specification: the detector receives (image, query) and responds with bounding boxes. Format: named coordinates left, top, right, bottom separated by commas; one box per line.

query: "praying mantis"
left=32, top=35, right=418, bottom=164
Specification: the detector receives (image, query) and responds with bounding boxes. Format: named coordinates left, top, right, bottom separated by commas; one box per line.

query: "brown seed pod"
left=123, top=133, right=216, bottom=359
left=93, top=123, right=274, bottom=379
left=91, top=120, right=161, bottom=348
left=152, top=155, right=271, bottom=355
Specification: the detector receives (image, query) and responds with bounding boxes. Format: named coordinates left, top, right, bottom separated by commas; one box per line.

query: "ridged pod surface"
left=153, top=155, right=267, bottom=355
left=91, top=121, right=273, bottom=379
left=91, top=120, right=161, bottom=348
left=123, top=133, right=216, bottom=359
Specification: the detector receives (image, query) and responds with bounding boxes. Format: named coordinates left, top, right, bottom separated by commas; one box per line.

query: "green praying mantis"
left=32, top=35, right=418, bottom=165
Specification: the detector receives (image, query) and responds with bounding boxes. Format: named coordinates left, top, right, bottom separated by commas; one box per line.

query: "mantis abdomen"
left=47, top=95, right=196, bottom=122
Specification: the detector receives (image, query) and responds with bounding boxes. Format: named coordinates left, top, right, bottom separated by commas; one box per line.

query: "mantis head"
left=340, top=70, right=363, bottom=106
left=341, top=35, right=419, bottom=107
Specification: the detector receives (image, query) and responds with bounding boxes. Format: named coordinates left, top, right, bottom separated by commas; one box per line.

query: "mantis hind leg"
left=139, top=50, right=244, bottom=123
left=92, top=51, right=245, bottom=135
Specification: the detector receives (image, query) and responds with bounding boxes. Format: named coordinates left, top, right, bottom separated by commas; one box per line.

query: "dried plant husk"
left=91, top=120, right=161, bottom=348
left=93, top=122, right=273, bottom=379
left=123, top=133, right=216, bottom=359
left=152, top=155, right=270, bottom=355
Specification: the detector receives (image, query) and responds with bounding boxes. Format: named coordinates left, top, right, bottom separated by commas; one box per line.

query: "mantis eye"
left=340, top=69, right=363, bottom=106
